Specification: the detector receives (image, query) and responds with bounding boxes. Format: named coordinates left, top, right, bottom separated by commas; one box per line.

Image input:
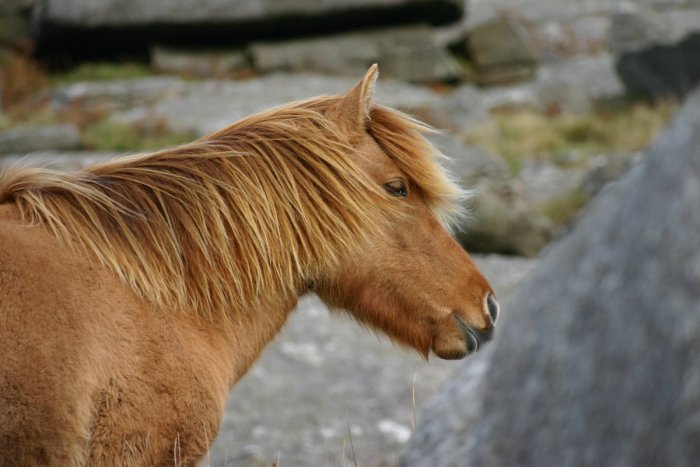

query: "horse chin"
left=434, top=346, right=469, bottom=360
left=431, top=333, right=470, bottom=360
left=432, top=315, right=481, bottom=360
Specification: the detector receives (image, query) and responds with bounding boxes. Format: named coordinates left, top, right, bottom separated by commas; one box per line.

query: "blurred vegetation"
left=50, top=62, right=155, bottom=85
left=81, top=120, right=194, bottom=151
left=465, top=100, right=677, bottom=174
left=0, top=51, right=47, bottom=110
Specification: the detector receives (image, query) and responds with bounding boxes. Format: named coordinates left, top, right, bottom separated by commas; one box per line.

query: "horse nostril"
left=487, top=294, right=499, bottom=324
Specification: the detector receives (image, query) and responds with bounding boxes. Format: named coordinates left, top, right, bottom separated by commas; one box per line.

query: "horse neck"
left=219, top=293, right=300, bottom=385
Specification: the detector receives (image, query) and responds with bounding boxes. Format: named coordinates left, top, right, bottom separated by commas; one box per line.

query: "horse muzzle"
left=452, top=314, right=493, bottom=354
left=432, top=310, right=496, bottom=360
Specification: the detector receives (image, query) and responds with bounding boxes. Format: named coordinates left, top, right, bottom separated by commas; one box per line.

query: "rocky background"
left=0, top=0, right=699, bottom=465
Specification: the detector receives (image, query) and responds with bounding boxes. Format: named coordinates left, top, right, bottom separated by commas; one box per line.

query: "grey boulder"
left=403, top=88, right=700, bottom=466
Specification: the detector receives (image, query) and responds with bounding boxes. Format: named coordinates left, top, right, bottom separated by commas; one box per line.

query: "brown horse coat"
left=0, top=66, right=495, bottom=465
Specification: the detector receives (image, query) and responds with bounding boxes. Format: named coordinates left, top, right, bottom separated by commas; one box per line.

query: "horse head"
left=315, top=65, right=498, bottom=360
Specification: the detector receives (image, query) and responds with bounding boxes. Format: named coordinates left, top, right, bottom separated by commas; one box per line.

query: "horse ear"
left=331, top=64, right=379, bottom=133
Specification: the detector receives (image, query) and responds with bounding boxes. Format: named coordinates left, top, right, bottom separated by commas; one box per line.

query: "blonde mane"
left=0, top=98, right=462, bottom=320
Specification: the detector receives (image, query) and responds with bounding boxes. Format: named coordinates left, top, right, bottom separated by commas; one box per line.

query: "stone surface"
left=609, top=6, right=674, bottom=54
left=105, top=74, right=447, bottom=136
left=519, top=160, right=586, bottom=204
left=615, top=32, right=700, bottom=99
left=534, top=53, right=623, bottom=110
left=404, top=88, right=700, bottom=466
left=430, top=133, right=510, bottom=182
left=50, top=77, right=191, bottom=111
left=436, top=84, right=492, bottom=133
left=482, top=53, right=624, bottom=113
left=662, top=8, right=700, bottom=42
left=579, top=151, right=641, bottom=198
left=151, top=45, right=248, bottom=77
left=609, top=4, right=700, bottom=53
left=466, top=0, right=621, bottom=28
left=42, top=0, right=464, bottom=28
left=0, top=124, right=81, bottom=154
left=459, top=178, right=554, bottom=256
left=467, top=16, right=539, bottom=85
left=463, top=0, right=623, bottom=60
left=249, top=25, right=463, bottom=83
left=460, top=0, right=700, bottom=61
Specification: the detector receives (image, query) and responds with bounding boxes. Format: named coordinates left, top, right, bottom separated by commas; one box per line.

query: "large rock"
left=404, top=88, right=700, bottom=466
left=249, top=25, right=462, bottom=82
left=41, top=0, right=463, bottom=29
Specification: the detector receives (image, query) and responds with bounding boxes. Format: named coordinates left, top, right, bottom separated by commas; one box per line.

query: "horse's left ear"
left=330, top=64, right=379, bottom=133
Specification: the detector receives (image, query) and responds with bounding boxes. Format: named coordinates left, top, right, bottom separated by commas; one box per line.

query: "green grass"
left=465, top=100, right=677, bottom=174
left=81, top=120, right=195, bottom=152
left=51, top=62, right=155, bottom=85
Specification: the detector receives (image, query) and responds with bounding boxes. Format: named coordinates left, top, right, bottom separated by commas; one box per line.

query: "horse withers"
left=0, top=65, right=498, bottom=465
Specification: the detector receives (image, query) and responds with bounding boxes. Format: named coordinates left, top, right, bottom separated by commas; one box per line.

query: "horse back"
left=0, top=203, right=232, bottom=466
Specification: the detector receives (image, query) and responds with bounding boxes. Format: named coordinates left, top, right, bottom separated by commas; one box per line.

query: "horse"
left=0, top=65, right=498, bottom=466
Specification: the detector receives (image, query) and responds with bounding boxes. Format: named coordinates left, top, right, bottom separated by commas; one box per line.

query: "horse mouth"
left=452, top=315, right=492, bottom=355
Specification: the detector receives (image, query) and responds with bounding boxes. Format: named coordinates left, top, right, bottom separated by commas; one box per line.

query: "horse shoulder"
left=0, top=204, right=232, bottom=465
left=86, top=308, right=234, bottom=465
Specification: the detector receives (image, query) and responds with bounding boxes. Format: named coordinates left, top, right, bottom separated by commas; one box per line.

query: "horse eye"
left=384, top=179, right=408, bottom=197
